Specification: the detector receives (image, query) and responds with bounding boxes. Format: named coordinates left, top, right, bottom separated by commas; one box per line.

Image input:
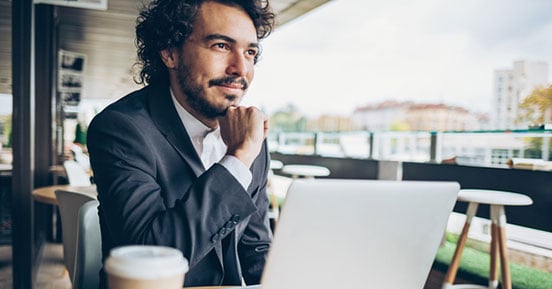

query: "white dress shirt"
left=170, top=89, right=252, bottom=189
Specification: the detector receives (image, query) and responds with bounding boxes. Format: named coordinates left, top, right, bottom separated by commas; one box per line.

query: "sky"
left=244, top=0, right=552, bottom=117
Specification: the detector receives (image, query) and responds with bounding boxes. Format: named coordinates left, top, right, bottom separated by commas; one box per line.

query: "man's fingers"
left=218, top=106, right=267, bottom=167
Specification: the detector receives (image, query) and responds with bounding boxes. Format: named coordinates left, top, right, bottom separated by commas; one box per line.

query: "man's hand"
left=219, top=106, right=269, bottom=168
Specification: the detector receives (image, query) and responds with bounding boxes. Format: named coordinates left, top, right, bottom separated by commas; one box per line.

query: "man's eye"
left=247, top=49, right=258, bottom=57
left=214, top=43, right=228, bottom=50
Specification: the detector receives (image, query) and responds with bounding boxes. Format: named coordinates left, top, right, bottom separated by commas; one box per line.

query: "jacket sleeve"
left=238, top=141, right=273, bottom=284
left=87, top=109, right=259, bottom=268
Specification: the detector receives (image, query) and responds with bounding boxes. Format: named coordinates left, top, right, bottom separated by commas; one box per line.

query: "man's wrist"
left=227, top=148, right=256, bottom=168
left=220, top=155, right=253, bottom=190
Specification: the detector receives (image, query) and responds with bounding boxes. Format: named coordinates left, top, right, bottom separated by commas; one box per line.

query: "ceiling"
left=0, top=0, right=331, bottom=100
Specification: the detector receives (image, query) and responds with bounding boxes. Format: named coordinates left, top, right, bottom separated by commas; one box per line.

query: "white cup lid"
left=105, top=245, right=189, bottom=279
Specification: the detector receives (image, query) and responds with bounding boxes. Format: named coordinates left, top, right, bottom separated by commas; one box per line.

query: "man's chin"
left=223, top=95, right=242, bottom=107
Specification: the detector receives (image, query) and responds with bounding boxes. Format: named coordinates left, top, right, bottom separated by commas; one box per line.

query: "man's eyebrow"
left=205, top=34, right=259, bottom=48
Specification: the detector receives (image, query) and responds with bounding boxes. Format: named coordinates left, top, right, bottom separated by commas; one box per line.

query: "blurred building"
left=493, top=60, right=549, bottom=130
left=352, top=101, right=488, bottom=132
left=307, top=114, right=359, bottom=132
left=352, top=101, right=411, bottom=131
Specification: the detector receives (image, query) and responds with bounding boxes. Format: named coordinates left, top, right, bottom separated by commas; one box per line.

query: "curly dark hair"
left=135, top=0, right=275, bottom=85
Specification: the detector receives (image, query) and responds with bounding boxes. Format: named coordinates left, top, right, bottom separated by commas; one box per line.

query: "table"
left=33, top=184, right=97, bottom=241
left=442, top=189, right=533, bottom=289
left=0, top=163, right=12, bottom=176
left=0, top=163, right=12, bottom=171
left=281, top=164, right=330, bottom=179
left=270, top=160, right=283, bottom=170
left=32, top=184, right=97, bottom=206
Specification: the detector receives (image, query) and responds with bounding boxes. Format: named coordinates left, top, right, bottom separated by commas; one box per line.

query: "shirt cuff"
left=219, top=156, right=252, bottom=190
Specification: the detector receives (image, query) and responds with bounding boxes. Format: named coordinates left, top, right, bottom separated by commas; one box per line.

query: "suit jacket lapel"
left=147, top=84, right=204, bottom=177
left=147, top=84, right=225, bottom=276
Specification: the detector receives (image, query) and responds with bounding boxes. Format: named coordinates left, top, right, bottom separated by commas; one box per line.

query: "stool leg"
left=495, top=205, right=512, bottom=289
left=489, top=206, right=499, bottom=289
left=442, top=202, right=478, bottom=289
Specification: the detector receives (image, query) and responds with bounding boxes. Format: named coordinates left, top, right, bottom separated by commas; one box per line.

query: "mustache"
left=208, top=76, right=248, bottom=90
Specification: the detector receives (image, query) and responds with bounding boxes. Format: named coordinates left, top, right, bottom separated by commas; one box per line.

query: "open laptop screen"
left=260, top=179, right=459, bottom=289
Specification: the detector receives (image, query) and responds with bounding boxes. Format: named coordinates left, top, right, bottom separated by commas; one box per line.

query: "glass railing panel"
left=270, top=129, right=552, bottom=169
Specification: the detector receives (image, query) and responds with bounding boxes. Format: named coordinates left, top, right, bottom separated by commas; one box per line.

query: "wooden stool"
left=442, top=189, right=533, bottom=289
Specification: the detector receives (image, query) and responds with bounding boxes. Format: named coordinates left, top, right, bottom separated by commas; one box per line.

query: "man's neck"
left=170, top=86, right=218, bottom=129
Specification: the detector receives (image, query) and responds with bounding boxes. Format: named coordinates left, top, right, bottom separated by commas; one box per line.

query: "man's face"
left=173, top=1, right=259, bottom=121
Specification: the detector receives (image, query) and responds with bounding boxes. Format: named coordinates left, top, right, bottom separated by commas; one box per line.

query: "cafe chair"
left=73, top=200, right=101, bottom=289
left=64, top=160, right=92, bottom=186
left=55, top=189, right=97, bottom=286
left=70, top=143, right=91, bottom=172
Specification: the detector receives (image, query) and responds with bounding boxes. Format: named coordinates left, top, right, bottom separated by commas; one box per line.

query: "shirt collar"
left=170, top=88, right=214, bottom=141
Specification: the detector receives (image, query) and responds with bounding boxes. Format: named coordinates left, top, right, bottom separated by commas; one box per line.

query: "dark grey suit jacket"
left=87, top=83, right=272, bottom=288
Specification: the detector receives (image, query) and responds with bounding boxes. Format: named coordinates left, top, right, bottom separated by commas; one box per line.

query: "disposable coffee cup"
left=105, top=245, right=188, bottom=289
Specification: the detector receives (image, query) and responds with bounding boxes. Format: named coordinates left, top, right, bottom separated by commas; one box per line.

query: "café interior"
left=2, top=0, right=552, bottom=289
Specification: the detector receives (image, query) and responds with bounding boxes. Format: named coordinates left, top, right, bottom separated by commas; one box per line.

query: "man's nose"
left=226, top=52, right=251, bottom=76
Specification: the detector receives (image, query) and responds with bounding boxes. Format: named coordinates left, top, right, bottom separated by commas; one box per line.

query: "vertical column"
left=313, top=132, right=319, bottom=155
left=12, top=0, right=36, bottom=288
left=34, top=4, right=57, bottom=243
left=368, top=131, right=374, bottom=159
left=430, top=131, right=442, bottom=163
left=34, top=4, right=56, bottom=189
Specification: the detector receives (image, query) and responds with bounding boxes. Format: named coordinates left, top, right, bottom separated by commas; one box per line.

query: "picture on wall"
left=58, top=50, right=86, bottom=109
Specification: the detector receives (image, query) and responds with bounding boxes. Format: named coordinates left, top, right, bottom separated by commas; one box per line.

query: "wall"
left=402, top=162, right=552, bottom=232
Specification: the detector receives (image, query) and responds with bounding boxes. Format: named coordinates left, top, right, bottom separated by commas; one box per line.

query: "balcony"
left=269, top=129, right=552, bottom=288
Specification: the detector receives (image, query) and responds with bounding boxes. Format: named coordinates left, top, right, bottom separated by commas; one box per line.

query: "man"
left=87, top=0, right=275, bottom=287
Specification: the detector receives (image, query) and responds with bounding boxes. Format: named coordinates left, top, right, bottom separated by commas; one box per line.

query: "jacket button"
left=211, top=233, right=221, bottom=243
left=218, top=227, right=227, bottom=236
left=225, top=221, right=234, bottom=229
left=231, top=214, right=240, bottom=224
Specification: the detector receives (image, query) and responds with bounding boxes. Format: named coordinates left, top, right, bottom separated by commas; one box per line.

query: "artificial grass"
left=433, top=234, right=552, bottom=289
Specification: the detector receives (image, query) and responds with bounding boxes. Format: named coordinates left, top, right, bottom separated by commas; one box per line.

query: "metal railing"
left=269, top=129, right=552, bottom=167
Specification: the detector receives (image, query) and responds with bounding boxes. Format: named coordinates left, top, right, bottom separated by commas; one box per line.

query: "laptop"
left=245, top=179, right=459, bottom=289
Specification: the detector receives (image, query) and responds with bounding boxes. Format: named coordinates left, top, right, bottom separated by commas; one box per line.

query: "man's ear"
left=160, top=48, right=178, bottom=69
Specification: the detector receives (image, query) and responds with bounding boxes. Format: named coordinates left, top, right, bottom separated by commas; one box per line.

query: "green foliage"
left=435, top=239, right=552, bottom=289
left=518, top=85, right=552, bottom=125
left=1, top=115, right=11, bottom=148
left=74, top=122, right=87, bottom=145
left=269, top=104, right=308, bottom=132
left=517, top=86, right=552, bottom=159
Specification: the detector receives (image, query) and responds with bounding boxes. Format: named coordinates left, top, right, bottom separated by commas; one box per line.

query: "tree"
left=518, top=84, right=552, bottom=125
left=517, top=85, right=552, bottom=160
left=269, top=104, right=307, bottom=132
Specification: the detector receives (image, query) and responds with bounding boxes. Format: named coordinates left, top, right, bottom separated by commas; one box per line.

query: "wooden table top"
left=32, top=184, right=97, bottom=206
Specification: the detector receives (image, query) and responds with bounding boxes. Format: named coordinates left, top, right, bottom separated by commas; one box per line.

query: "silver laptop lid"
left=261, top=179, right=459, bottom=289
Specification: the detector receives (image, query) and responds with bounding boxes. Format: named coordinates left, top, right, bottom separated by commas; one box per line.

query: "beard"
left=176, top=56, right=248, bottom=120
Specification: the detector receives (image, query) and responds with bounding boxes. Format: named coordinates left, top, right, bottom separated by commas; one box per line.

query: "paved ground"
left=0, top=244, right=71, bottom=289
left=0, top=246, right=11, bottom=289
